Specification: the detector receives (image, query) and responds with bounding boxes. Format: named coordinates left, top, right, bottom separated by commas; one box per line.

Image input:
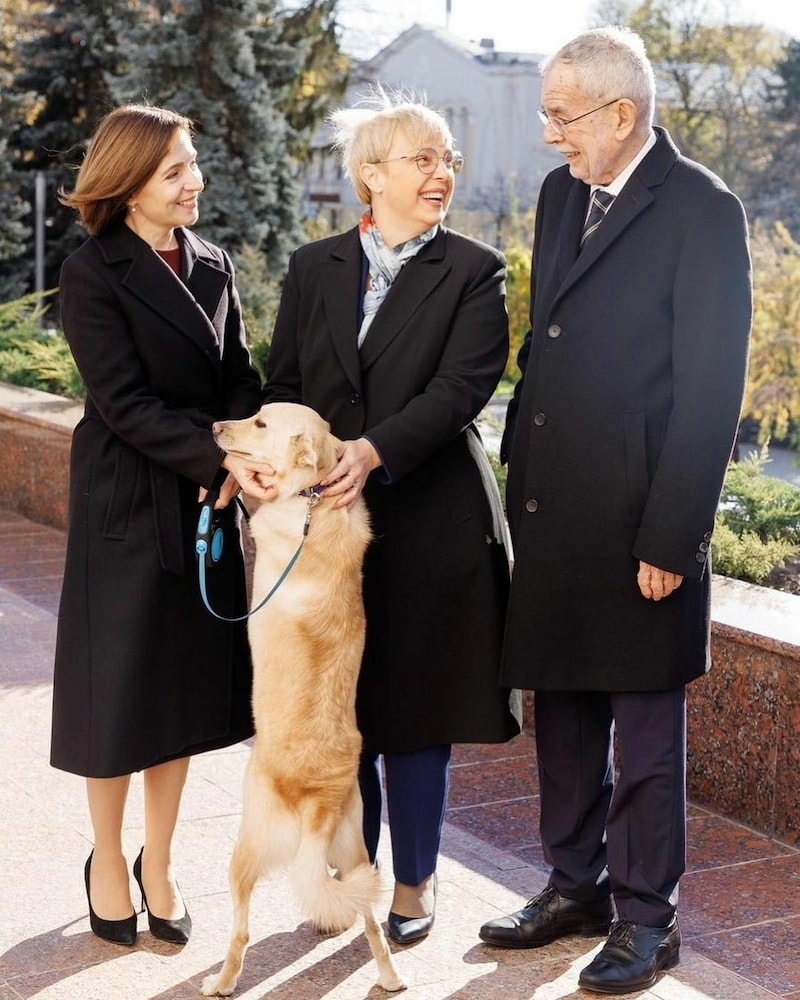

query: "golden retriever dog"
left=201, top=402, right=404, bottom=996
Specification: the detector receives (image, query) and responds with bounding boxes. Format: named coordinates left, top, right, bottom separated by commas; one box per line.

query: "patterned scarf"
left=357, top=211, right=438, bottom=348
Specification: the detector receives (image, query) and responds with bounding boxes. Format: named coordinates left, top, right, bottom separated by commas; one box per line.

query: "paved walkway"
left=1, top=506, right=799, bottom=1000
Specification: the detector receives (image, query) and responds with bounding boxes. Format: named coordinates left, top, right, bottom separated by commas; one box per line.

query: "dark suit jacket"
left=51, top=222, right=261, bottom=777
left=501, top=128, right=752, bottom=692
left=265, top=225, right=521, bottom=753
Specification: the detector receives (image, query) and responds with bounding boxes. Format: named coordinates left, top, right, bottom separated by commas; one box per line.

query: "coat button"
left=547, top=324, right=562, bottom=338
left=525, top=498, right=539, bottom=512
left=695, top=551, right=706, bottom=563
left=699, top=541, right=709, bottom=553
left=703, top=531, right=712, bottom=542
left=533, top=412, right=547, bottom=426
left=349, top=392, right=361, bottom=405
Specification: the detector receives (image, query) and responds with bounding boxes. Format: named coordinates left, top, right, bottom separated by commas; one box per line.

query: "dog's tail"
left=290, top=853, right=380, bottom=932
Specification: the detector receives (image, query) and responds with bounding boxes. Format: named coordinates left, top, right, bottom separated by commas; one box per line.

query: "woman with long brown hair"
left=51, top=104, right=273, bottom=946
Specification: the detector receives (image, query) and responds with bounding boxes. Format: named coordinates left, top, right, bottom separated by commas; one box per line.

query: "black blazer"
left=265, top=225, right=521, bottom=753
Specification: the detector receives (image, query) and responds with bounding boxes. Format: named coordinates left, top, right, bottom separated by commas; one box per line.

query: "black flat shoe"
left=387, top=909, right=435, bottom=944
left=387, top=875, right=437, bottom=945
left=479, top=884, right=613, bottom=949
left=578, top=917, right=681, bottom=994
left=84, top=851, right=137, bottom=946
left=133, top=848, right=192, bottom=944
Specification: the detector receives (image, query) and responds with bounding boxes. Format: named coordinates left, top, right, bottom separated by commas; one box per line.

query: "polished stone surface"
left=2, top=506, right=799, bottom=999
left=0, top=383, right=82, bottom=531
left=687, top=575, right=800, bottom=845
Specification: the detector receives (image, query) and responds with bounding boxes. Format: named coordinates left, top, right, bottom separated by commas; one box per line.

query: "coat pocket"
left=103, top=445, right=140, bottom=540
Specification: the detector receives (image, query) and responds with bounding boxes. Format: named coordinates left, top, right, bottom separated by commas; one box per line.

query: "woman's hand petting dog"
left=322, top=437, right=382, bottom=509
left=220, top=454, right=277, bottom=503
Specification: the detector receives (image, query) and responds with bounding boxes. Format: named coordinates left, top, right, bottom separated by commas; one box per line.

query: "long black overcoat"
left=51, top=222, right=261, bottom=777
left=501, top=128, right=752, bottom=692
left=265, top=225, right=522, bottom=754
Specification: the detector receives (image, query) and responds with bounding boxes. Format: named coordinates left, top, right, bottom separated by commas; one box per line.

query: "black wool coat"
left=51, top=222, right=262, bottom=777
left=265, top=225, right=522, bottom=754
left=501, top=128, right=752, bottom=692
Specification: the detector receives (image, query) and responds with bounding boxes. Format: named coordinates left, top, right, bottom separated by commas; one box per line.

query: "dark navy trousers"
left=359, top=745, right=452, bottom=885
left=534, top=688, right=687, bottom=926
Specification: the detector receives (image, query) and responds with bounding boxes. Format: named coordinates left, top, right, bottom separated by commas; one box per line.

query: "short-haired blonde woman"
left=51, top=104, right=274, bottom=946
left=264, top=90, right=521, bottom=944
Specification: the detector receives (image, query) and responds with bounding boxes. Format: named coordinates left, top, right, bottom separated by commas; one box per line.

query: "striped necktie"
left=580, top=189, right=615, bottom=248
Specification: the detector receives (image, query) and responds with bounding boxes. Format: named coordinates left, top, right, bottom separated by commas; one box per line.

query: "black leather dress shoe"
left=578, top=916, right=681, bottom=994
left=479, top=885, right=613, bottom=949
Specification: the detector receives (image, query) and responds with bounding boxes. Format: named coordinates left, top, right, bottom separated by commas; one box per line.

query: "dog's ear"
left=290, top=431, right=318, bottom=469
left=318, top=433, right=342, bottom=476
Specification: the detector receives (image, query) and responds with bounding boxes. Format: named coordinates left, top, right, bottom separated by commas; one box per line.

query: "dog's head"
left=213, top=402, right=341, bottom=499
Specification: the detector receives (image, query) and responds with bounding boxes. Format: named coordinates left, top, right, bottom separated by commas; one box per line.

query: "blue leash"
left=196, top=487, right=322, bottom=622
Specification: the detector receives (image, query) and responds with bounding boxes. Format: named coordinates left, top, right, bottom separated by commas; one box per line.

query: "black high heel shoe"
left=133, top=848, right=192, bottom=944
left=387, top=874, right=437, bottom=945
left=84, top=851, right=137, bottom=946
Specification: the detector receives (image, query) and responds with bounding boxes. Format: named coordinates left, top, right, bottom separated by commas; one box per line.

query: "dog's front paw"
left=200, top=973, right=235, bottom=997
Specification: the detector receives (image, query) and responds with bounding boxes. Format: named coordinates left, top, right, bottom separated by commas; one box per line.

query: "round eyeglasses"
left=537, top=98, right=622, bottom=136
left=371, top=147, right=465, bottom=175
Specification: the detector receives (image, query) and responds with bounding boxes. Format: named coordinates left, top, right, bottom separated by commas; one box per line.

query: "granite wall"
left=2, top=380, right=798, bottom=845
left=0, top=383, right=79, bottom=530
left=689, top=579, right=800, bottom=846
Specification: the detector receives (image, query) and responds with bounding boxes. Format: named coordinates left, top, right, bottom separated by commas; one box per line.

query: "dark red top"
left=156, top=246, right=181, bottom=277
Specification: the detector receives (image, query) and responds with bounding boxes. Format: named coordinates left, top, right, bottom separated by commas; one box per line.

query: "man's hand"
left=637, top=561, right=684, bottom=601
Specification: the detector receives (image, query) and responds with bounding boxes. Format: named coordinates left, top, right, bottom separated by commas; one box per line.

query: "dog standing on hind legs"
left=200, top=402, right=404, bottom=997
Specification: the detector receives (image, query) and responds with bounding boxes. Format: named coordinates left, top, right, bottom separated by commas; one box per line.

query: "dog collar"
left=298, top=485, right=324, bottom=536
left=299, top=485, right=325, bottom=501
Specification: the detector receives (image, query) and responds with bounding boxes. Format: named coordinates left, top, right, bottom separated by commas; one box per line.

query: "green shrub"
left=504, top=243, right=530, bottom=383
left=0, top=291, right=84, bottom=399
left=232, top=242, right=283, bottom=383
left=713, top=447, right=800, bottom=586
left=717, top=447, right=800, bottom=544
left=235, top=217, right=335, bottom=383
left=0, top=290, right=52, bottom=339
left=711, top=520, right=797, bottom=584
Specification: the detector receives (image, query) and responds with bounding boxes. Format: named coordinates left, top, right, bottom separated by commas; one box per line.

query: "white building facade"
left=304, top=24, right=562, bottom=237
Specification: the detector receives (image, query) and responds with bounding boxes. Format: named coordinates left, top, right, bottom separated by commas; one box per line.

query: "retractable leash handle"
left=195, top=485, right=225, bottom=568
left=195, top=487, right=321, bottom=623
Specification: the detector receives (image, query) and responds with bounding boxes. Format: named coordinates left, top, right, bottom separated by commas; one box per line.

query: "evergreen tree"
left=273, top=0, right=348, bottom=159
left=0, top=137, right=30, bottom=302
left=3, top=0, right=124, bottom=293
left=0, top=0, right=33, bottom=299
left=111, top=0, right=338, bottom=271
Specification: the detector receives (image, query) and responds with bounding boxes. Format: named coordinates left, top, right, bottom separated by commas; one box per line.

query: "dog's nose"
left=211, top=421, right=222, bottom=436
